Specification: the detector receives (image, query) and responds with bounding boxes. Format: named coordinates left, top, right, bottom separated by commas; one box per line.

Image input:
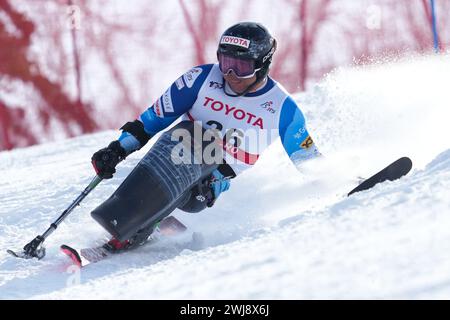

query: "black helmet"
left=217, top=22, right=277, bottom=95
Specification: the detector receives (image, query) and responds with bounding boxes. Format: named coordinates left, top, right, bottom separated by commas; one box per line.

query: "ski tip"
left=347, top=156, right=413, bottom=196
left=6, top=249, right=20, bottom=258
left=60, top=244, right=82, bottom=267
left=399, top=156, right=413, bottom=169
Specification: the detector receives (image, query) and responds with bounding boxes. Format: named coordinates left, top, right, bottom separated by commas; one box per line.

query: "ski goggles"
left=218, top=53, right=261, bottom=78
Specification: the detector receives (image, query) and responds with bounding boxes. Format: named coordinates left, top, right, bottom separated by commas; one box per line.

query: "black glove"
left=91, top=141, right=127, bottom=179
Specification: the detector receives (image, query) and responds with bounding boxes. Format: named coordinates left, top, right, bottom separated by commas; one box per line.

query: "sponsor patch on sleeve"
left=175, top=77, right=185, bottom=90
left=154, top=98, right=163, bottom=118
left=300, top=135, right=314, bottom=149
left=182, top=67, right=203, bottom=88
left=162, top=88, right=174, bottom=113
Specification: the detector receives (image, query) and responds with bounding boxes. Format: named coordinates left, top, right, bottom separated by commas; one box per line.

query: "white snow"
left=1, top=54, right=450, bottom=299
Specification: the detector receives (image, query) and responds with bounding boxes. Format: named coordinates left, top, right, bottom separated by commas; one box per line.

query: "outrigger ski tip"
left=7, top=236, right=47, bottom=260
left=6, top=249, right=21, bottom=258
left=6, top=248, right=46, bottom=260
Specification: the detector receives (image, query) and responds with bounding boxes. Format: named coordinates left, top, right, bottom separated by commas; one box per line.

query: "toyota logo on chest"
left=203, top=96, right=264, bottom=129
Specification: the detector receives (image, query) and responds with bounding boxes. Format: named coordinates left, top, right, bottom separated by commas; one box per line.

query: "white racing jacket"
left=119, top=64, right=319, bottom=176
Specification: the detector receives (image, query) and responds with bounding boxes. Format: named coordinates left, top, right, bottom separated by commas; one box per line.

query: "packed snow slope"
left=1, top=54, right=449, bottom=299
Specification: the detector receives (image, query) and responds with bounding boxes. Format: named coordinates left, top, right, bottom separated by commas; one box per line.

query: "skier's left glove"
left=209, top=169, right=231, bottom=201
left=91, top=141, right=127, bottom=179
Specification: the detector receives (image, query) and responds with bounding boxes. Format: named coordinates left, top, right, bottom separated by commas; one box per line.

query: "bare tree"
left=0, top=0, right=96, bottom=150
left=277, top=0, right=332, bottom=91
left=178, top=0, right=222, bottom=65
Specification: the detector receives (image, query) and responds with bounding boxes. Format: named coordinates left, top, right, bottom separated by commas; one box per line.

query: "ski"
left=60, top=215, right=188, bottom=267
left=348, top=156, right=413, bottom=196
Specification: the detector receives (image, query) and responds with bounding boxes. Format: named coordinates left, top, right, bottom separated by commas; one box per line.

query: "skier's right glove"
left=91, top=141, right=127, bottom=179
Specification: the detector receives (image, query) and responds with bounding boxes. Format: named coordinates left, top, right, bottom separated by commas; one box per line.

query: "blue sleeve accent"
left=139, top=107, right=179, bottom=136
left=279, top=96, right=320, bottom=165
left=117, top=64, right=214, bottom=152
